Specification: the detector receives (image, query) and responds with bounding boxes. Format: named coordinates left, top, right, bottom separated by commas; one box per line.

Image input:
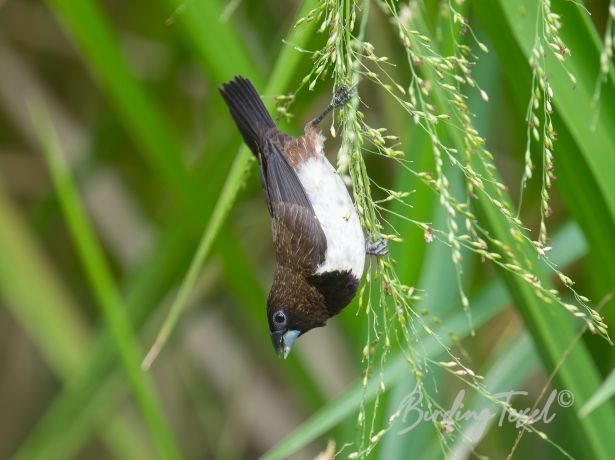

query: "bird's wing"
left=259, top=138, right=327, bottom=272
left=271, top=202, right=326, bottom=274
left=259, top=138, right=313, bottom=214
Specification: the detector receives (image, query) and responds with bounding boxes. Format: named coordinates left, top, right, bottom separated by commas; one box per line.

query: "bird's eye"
left=273, top=310, right=287, bottom=326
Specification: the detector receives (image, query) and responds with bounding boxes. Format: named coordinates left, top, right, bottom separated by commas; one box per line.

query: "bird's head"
left=266, top=285, right=327, bottom=359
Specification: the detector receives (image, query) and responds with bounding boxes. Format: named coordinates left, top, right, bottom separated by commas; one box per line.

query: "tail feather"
left=219, top=76, right=276, bottom=156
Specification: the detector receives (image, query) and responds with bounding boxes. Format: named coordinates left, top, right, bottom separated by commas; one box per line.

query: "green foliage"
left=0, top=0, right=614, bottom=459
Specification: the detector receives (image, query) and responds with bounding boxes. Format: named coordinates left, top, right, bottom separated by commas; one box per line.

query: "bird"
left=219, top=76, right=387, bottom=358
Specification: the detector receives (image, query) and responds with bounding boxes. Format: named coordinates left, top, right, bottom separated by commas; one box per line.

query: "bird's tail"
left=219, top=76, right=276, bottom=156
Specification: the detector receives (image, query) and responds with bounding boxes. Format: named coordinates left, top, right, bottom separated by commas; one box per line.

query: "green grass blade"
left=446, top=334, right=538, bottom=459
left=44, top=0, right=193, bottom=201
left=30, top=102, right=182, bottom=460
left=0, top=183, right=89, bottom=374
left=142, top=0, right=319, bottom=368
left=473, top=175, right=615, bottom=460
left=0, top=184, right=151, bottom=460
left=412, top=6, right=615, bottom=458
left=140, top=149, right=254, bottom=368
left=167, top=0, right=262, bottom=84
left=581, top=369, right=615, bottom=418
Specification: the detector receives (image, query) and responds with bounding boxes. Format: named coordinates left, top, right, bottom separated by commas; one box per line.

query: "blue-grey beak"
left=271, top=330, right=300, bottom=359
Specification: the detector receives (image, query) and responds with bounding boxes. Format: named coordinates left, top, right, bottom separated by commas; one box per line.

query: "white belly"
left=296, top=155, right=365, bottom=278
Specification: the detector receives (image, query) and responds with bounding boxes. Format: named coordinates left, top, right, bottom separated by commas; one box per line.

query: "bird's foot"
left=310, top=82, right=357, bottom=127
left=366, top=237, right=389, bottom=256
left=331, top=82, right=356, bottom=109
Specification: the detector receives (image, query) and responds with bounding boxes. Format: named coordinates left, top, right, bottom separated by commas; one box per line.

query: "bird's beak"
left=271, top=330, right=300, bottom=359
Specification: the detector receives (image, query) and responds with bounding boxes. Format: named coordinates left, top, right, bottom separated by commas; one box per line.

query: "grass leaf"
left=581, top=369, right=615, bottom=418
left=30, top=101, right=182, bottom=460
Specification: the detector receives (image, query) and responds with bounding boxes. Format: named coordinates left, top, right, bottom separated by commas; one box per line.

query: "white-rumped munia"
left=219, top=76, right=387, bottom=358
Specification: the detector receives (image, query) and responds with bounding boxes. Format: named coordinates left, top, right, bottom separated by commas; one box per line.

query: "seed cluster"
left=521, top=0, right=575, bottom=248
left=290, top=1, right=610, bottom=458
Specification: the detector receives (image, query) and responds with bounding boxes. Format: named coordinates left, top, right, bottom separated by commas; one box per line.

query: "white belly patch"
left=296, top=155, right=365, bottom=278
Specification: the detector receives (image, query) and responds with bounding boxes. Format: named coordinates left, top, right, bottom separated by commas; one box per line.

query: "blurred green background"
left=1, top=0, right=615, bottom=459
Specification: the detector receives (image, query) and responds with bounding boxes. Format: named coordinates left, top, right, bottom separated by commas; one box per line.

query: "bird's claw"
left=366, top=237, right=389, bottom=256
left=310, top=82, right=357, bottom=127
left=332, top=82, right=356, bottom=109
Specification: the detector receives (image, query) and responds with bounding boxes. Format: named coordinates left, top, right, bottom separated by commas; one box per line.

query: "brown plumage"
left=219, top=76, right=366, bottom=358
left=283, top=124, right=323, bottom=168
left=267, top=202, right=359, bottom=331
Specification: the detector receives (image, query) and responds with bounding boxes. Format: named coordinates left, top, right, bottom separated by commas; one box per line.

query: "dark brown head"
left=266, top=268, right=328, bottom=358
